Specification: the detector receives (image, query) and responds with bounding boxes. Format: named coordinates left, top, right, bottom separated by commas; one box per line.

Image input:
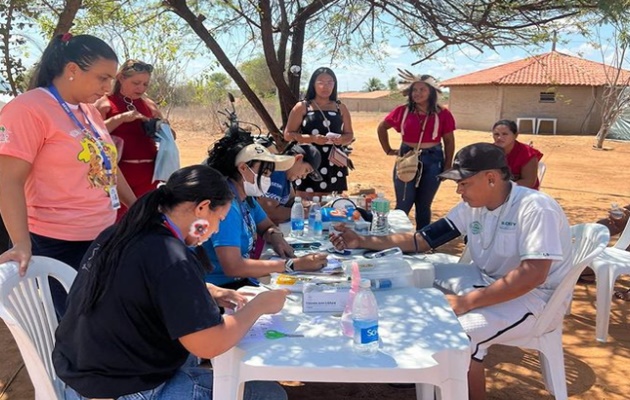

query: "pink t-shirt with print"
left=0, top=88, right=117, bottom=241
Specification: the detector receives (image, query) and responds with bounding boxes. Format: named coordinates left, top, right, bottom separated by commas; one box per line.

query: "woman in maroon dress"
left=492, top=119, right=543, bottom=190
left=95, top=59, right=167, bottom=220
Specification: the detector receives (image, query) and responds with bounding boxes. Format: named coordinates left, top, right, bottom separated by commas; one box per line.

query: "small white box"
left=302, top=283, right=351, bottom=313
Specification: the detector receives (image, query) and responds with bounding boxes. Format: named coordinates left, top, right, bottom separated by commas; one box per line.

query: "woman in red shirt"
left=95, top=59, right=167, bottom=220
left=377, top=74, right=456, bottom=229
left=492, top=120, right=543, bottom=190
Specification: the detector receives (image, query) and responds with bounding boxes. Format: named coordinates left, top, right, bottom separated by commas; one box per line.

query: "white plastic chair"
left=0, top=256, right=77, bottom=400
left=589, top=216, right=630, bottom=342
left=499, top=223, right=609, bottom=399
left=537, top=161, right=547, bottom=185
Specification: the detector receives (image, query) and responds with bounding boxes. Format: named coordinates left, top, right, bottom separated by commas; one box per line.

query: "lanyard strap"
left=162, top=214, right=185, bottom=242
left=47, top=85, right=113, bottom=174
left=228, top=181, right=258, bottom=243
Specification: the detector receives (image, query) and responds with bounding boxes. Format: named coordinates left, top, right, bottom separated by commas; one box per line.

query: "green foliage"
left=0, top=0, right=34, bottom=95
left=363, top=77, right=385, bottom=92
left=188, top=72, right=232, bottom=105
left=387, top=76, right=397, bottom=91
left=239, top=55, right=275, bottom=98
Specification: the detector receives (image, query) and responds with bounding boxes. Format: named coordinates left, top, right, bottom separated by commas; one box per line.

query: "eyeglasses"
left=126, top=61, right=154, bottom=73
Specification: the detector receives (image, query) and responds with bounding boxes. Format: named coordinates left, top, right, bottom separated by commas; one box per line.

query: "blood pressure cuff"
left=419, top=218, right=461, bottom=249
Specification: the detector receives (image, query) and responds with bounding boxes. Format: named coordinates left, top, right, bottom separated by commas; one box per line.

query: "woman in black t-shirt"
left=53, top=165, right=289, bottom=400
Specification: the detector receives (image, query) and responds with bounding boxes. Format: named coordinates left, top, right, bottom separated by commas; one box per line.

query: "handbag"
left=395, top=107, right=429, bottom=185
left=328, top=146, right=349, bottom=168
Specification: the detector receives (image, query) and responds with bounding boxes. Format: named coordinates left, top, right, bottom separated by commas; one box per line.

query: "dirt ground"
left=2, top=112, right=630, bottom=399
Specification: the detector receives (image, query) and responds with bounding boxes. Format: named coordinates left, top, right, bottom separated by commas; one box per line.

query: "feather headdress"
left=397, top=68, right=442, bottom=94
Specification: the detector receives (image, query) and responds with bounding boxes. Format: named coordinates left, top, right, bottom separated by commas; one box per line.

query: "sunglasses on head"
left=126, top=62, right=154, bottom=73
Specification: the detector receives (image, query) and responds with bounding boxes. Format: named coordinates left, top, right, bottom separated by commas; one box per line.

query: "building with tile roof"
left=441, top=51, right=630, bottom=134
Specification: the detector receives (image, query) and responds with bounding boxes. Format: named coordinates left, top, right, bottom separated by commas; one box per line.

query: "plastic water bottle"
left=308, top=196, right=322, bottom=238
left=610, top=203, right=625, bottom=220
left=291, top=197, right=305, bottom=237
left=370, top=193, right=390, bottom=236
left=340, top=262, right=361, bottom=337
left=352, top=279, right=379, bottom=355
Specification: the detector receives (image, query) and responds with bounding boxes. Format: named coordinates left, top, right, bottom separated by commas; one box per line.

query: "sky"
left=3, top=19, right=624, bottom=97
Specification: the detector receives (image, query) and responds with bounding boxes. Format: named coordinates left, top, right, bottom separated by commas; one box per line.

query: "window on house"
left=539, top=92, right=556, bottom=103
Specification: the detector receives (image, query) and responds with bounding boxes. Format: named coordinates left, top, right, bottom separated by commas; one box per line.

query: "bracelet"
left=413, top=231, right=421, bottom=254
left=284, top=258, right=295, bottom=273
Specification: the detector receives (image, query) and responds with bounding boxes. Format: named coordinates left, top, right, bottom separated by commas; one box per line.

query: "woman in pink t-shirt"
left=0, top=34, right=135, bottom=313
left=492, top=119, right=543, bottom=190
left=376, top=73, right=456, bottom=229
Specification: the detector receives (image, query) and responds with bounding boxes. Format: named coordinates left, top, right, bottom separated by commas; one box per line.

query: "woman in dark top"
left=284, top=67, right=354, bottom=199
left=53, top=165, right=288, bottom=400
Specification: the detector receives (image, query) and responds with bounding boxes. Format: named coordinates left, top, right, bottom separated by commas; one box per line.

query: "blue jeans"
left=63, top=357, right=287, bottom=400
left=393, top=143, right=444, bottom=229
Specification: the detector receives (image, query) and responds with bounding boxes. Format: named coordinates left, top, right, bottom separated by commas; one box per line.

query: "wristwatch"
left=284, top=258, right=295, bottom=273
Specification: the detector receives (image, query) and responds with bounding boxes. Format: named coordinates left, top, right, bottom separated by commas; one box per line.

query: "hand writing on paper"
left=206, top=284, right=250, bottom=310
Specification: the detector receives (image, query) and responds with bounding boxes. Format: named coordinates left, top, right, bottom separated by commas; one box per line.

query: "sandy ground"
left=2, top=112, right=630, bottom=399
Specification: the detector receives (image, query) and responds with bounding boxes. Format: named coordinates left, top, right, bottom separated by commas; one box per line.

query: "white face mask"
left=242, top=166, right=271, bottom=197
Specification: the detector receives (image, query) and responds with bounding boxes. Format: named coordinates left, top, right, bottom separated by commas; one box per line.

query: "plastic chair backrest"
left=613, top=214, right=630, bottom=250
left=532, top=224, right=609, bottom=337
left=0, top=256, right=77, bottom=400
left=537, top=161, right=547, bottom=185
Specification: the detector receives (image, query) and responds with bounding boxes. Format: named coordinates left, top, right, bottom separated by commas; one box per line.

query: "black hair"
left=492, top=119, right=518, bottom=135
left=304, top=67, right=338, bottom=101
left=79, top=165, right=233, bottom=313
left=29, top=34, right=118, bottom=89
left=205, top=135, right=275, bottom=191
left=406, top=78, right=441, bottom=114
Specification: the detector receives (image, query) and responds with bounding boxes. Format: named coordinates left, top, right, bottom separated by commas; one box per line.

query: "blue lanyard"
left=227, top=181, right=257, bottom=246
left=47, top=85, right=113, bottom=174
left=162, top=214, right=185, bottom=242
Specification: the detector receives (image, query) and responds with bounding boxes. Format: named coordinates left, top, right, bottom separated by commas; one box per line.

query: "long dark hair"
left=80, top=165, right=233, bottom=313
left=205, top=135, right=275, bottom=190
left=304, top=67, right=338, bottom=101
left=406, top=79, right=441, bottom=114
left=29, top=34, right=118, bottom=90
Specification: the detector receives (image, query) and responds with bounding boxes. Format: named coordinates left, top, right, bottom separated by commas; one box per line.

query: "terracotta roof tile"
left=338, top=90, right=394, bottom=99
left=442, top=51, right=630, bottom=87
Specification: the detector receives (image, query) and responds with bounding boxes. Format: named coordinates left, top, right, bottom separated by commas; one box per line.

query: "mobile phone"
left=290, top=242, right=322, bottom=250
left=363, top=247, right=403, bottom=259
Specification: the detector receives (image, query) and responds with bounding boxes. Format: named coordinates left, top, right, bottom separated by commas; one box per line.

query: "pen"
left=259, top=283, right=300, bottom=303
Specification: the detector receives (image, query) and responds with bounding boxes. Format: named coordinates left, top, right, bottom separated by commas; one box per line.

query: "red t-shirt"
left=384, top=105, right=456, bottom=144
left=106, top=94, right=157, bottom=161
left=506, top=140, right=543, bottom=190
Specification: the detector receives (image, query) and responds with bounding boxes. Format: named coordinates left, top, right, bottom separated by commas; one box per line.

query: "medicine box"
left=302, top=282, right=351, bottom=313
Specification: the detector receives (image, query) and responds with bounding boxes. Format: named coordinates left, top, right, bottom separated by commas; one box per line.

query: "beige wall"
left=446, top=86, right=501, bottom=132
left=447, top=85, right=604, bottom=134
left=340, top=98, right=403, bottom=113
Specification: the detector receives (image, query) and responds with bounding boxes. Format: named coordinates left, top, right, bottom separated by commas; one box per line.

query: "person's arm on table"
left=215, top=246, right=326, bottom=278
left=446, top=259, right=551, bottom=315
left=179, top=289, right=288, bottom=358
left=206, top=283, right=250, bottom=310
left=0, top=156, right=33, bottom=275
left=329, top=223, right=430, bottom=253
left=257, top=218, right=294, bottom=258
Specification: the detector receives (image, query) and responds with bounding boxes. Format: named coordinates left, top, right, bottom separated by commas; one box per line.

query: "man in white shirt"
left=330, top=142, right=572, bottom=400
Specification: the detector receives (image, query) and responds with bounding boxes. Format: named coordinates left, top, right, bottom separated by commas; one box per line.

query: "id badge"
left=109, top=186, right=121, bottom=210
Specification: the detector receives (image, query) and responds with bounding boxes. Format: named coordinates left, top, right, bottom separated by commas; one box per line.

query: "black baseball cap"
left=438, top=143, right=508, bottom=181
left=290, top=144, right=323, bottom=181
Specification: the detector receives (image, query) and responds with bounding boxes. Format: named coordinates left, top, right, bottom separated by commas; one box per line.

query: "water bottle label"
left=313, top=220, right=323, bottom=231
left=291, top=220, right=304, bottom=230
left=353, top=319, right=378, bottom=344
left=371, top=279, right=392, bottom=289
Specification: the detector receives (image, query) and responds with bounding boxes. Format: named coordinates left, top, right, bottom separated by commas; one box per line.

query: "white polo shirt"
left=446, top=182, right=573, bottom=312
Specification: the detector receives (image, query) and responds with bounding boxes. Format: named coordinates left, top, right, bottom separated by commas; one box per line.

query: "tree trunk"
left=594, top=125, right=609, bottom=149
left=164, top=0, right=281, bottom=140
left=53, top=0, right=82, bottom=36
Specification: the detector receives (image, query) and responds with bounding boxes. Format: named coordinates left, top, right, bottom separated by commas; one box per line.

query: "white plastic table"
left=212, top=287, right=470, bottom=400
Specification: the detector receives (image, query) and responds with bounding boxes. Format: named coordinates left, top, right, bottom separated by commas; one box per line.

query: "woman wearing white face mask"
left=203, top=136, right=328, bottom=289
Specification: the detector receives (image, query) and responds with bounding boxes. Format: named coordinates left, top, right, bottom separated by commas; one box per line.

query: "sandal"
left=578, top=268, right=596, bottom=284
left=614, top=289, right=630, bottom=301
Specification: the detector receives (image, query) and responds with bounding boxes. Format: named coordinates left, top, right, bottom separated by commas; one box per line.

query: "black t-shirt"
left=52, top=225, right=223, bottom=398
